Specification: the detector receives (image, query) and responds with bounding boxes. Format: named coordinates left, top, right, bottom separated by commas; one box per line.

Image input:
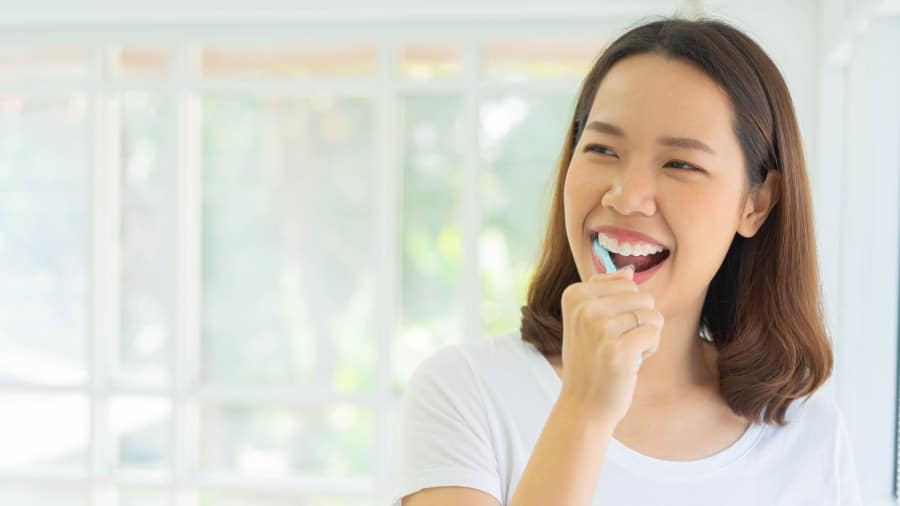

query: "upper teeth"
left=596, top=233, right=666, bottom=256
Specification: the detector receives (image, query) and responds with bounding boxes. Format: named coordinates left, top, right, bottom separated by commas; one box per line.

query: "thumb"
left=617, top=264, right=636, bottom=279
left=591, top=264, right=636, bottom=283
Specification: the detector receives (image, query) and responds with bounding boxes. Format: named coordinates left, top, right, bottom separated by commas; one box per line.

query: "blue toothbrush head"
left=592, top=235, right=618, bottom=274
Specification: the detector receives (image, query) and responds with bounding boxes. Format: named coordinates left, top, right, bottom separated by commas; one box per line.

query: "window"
left=0, top=26, right=603, bottom=504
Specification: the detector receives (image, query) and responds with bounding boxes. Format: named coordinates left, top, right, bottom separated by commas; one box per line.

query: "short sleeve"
left=834, top=404, right=863, bottom=505
left=388, top=345, right=502, bottom=506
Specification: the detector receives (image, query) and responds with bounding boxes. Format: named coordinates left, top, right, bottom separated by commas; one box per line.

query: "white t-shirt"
left=389, top=331, right=863, bottom=505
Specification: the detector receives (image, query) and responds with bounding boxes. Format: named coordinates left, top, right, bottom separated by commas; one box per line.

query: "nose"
left=601, top=168, right=657, bottom=217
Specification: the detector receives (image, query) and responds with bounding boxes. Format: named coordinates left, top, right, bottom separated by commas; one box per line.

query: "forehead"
left=587, top=53, right=736, bottom=148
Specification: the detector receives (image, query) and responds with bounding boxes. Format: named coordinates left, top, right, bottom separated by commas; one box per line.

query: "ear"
left=737, top=170, right=780, bottom=238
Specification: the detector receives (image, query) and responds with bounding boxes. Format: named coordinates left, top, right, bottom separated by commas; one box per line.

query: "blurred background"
left=0, top=0, right=897, bottom=505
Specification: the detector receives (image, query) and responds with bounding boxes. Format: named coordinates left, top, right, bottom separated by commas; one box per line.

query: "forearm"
left=508, top=396, right=616, bottom=506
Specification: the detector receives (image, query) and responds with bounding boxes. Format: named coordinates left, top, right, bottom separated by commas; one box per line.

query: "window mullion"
left=374, top=42, right=399, bottom=502
left=462, top=43, right=482, bottom=343
left=173, top=44, right=203, bottom=506
left=90, top=44, right=120, bottom=505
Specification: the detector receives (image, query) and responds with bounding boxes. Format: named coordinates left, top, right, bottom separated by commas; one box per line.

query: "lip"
left=589, top=225, right=670, bottom=250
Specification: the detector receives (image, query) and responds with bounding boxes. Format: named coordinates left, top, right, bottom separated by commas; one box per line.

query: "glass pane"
left=384, top=398, right=401, bottom=477
left=0, top=93, right=89, bottom=385
left=0, top=484, right=86, bottom=505
left=117, top=91, right=173, bottom=388
left=482, top=41, right=600, bottom=81
left=108, top=395, right=171, bottom=470
left=111, top=49, right=169, bottom=78
left=199, top=404, right=375, bottom=479
left=200, top=96, right=377, bottom=392
left=199, top=491, right=373, bottom=506
left=118, top=488, right=168, bottom=506
left=0, top=393, right=88, bottom=472
left=201, top=47, right=376, bottom=77
left=0, top=49, right=89, bottom=80
left=479, top=95, right=572, bottom=337
left=394, top=96, right=465, bottom=393
left=94, top=486, right=168, bottom=506
left=398, top=46, right=463, bottom=80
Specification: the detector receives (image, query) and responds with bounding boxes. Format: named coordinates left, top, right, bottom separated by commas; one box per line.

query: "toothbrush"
left=592, top=236, right=642, bottom=366
left=592, top=235, right=618, bottom=274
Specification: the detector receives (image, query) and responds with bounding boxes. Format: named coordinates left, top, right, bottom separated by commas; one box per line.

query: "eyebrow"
left=584, top=120, right=717, bottom=155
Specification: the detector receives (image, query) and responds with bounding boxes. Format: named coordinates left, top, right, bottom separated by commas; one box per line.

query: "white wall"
left=817, top=8, right=900, bottom=504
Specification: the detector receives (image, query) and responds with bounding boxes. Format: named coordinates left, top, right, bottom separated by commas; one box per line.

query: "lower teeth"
left=612, top=251, right=669, bottom=272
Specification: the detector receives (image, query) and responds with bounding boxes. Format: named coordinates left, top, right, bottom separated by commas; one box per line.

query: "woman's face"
left=563, top=53, right=773, bottom=314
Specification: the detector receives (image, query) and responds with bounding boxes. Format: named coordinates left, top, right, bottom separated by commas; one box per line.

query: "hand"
left=557, top=265, right=664, bottom=427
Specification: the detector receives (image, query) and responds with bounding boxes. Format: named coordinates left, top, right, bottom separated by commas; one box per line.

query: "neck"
left=632, top=306, right=719, bottom=404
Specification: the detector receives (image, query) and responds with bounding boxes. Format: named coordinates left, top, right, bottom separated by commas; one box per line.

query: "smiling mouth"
left=592, top=233, right=671, bottom=272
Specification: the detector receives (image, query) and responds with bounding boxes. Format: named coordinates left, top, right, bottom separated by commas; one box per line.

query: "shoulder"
left=783, top=384, right=844, bottom=429
left=764, top=384, right=848, bottom=455
left=405, top=332, right=531, bottom=393
left=406, top=342, right=469, bottom=386
left=400, top=331, right=541, bottom=422
left=749, top=385, right=846, bottom=469
left=391, top=337, right=518, bottom=506
left=781, top=386, right=862, bottom=503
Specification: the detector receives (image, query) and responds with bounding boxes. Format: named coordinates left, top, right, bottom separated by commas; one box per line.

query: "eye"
left=583, top=143, right=616, bottom=156
left=665, top=160, right=702, bottom=172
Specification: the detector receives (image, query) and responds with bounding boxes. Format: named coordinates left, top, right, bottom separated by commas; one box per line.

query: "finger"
left=563, top=277, right=639, bottom=313
left=617, top=320, right=664, bottom=363
left=593, top=308, right=663, bottom=342
left=588, top=264, right=635, bottom=283
left=580, top=293, right=655, bottom=321
left=582, top=278, right=640, bottom=298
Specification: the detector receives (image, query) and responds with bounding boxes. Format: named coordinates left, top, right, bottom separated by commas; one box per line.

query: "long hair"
left=519, top=16, right=832, bottom=427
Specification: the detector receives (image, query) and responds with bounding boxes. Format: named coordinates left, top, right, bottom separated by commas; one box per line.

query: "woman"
left=390, top=16, right=863, bottom=506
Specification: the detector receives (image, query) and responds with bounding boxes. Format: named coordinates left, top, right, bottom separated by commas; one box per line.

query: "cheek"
left=564, top=165, right=601, bottom=204
left=666, top=188, right=740, bottom=268
left=563, top=166, right=595, bottom=220
left=561, top=171, right=578, bottom=242
left=670, top=185, right=736, bottom=231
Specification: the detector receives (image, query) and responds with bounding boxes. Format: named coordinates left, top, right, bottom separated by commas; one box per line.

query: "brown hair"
left=519, top=16, right=833, bottom=426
